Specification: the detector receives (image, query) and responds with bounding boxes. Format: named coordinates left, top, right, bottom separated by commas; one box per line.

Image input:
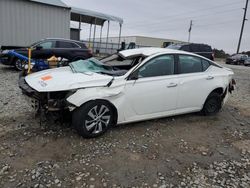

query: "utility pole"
left=237, top=0, right=249, bottom=53
left=188, top=20, right=193, bottom=43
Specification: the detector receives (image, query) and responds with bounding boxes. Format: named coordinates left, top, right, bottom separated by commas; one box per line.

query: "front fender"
left=66, top=85, right=124, bottom=107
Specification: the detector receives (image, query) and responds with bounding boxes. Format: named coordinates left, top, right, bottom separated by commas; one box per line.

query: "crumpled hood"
left=25, top=66, right=113, bottom=92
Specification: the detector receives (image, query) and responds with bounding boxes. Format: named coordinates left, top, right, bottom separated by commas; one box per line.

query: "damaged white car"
left=19, top=48, right=235, bottom=138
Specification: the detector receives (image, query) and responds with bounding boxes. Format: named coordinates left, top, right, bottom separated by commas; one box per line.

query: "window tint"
left=202, top=59, right=210, bottom=71
left=190, top=44, right=200, bottom=52
left=138, top=55, right=175, bottom=78
left=179, top=55, right=202, bottom=74
left=202, top=45, right=212, bottom=52
left=180, top=45, right=190, bottom=51
left=77, top=42, right=87, bottom=49
left=57, top=41, right=79, bottom=48
left=38, top=41, right=54, bottom=49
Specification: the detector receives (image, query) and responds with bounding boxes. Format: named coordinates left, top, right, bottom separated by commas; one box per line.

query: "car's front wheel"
left=72, top=100, right=115, bottom=138
left=202, top=93, right=222, bottom=115
left=14, top=58, right=26, bottom=71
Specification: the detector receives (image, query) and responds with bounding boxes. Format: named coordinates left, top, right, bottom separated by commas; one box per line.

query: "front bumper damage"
left=19, top=77, right=71, bottom=113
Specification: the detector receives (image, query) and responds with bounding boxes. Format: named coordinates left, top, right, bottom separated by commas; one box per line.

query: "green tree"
left=213, top=49, right=229, bottom=58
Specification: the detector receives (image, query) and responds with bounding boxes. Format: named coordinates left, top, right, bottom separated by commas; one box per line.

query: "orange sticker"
left=41, top=75, right=52, bottom=81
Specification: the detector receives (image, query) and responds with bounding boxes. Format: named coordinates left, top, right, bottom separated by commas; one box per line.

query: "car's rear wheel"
left=202, top=93, right=222, bottom=115
left=72, top=100, right=115, bottom=138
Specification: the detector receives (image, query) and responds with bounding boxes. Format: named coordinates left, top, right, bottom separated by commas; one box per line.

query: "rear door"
left=176, top=54, right=216, bottom=111
left=54, top=41, right=81, bottom=60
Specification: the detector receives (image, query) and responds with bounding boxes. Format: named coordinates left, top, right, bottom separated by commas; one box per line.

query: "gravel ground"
left=0, top=63, right=250, bottom=188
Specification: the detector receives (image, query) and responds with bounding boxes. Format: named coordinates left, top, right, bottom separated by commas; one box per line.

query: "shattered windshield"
left=69, top=58, right=112, bottom=74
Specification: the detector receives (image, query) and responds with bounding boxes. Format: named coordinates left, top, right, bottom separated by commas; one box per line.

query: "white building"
left=0, top=0, right=123, bottom=49
left=94, top=35, right=184, bottom=48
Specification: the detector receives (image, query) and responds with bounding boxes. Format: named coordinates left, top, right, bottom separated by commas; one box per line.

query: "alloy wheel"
left=84, top=105, right=111, bottom=134
left=15, top=59, right=25, bottom=71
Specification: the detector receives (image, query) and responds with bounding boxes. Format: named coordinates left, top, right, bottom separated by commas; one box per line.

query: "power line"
left=129, top=19, right=241, bottom=34
left=195, top=19, right=241, bottom=28
left=125, top=7, right=241, bottom=29
left=126, top=1, right=244, bottom=26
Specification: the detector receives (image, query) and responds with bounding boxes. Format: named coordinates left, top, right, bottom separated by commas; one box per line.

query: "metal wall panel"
left=0, top=0, right=70, bottom=47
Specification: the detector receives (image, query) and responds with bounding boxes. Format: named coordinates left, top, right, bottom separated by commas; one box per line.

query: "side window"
left=178, top=55, right=202, bottom=74
left=181, top=45, right=190, bottom=52
left=38, top=41, right=54, bottom=49
left=78, top=43, right=87, bottom=49
left=190, top=44, right=200, bottom=52
left=138, top=55, right=175, bottom=78
left=202, top=59, right=210, bottom=71
left=57, top=41, right=79, bottom=48
left=203, top=45, right=212, bottom=52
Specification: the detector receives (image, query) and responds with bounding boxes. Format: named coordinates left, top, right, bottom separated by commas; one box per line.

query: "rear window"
left=189, top=44, right=212, bottom=52
left=180, top=45, right=190, bottom=51
left=202, top=45, right=212, bottom=52
left=190, top=44, right=200, bottom=52
left=57, top=41, right=79, bottom=48
left=77, top=42, right=88, bottom=49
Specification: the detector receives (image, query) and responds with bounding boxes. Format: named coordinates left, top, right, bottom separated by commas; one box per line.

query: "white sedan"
left=19, top=48, right=235, bottom=138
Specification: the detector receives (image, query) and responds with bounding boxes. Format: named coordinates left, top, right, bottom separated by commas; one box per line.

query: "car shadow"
left=0, top=64, right=17, bottom=72
left=111, top=112, right=205, bottom=131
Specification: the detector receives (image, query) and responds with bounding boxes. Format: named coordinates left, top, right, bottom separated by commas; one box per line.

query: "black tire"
left=72, top=100, right=115, bottom=138
left=202, top=93, right=222, bottom=116
left=14, top=58, right=25, bottom=71
left=19, top=69, right=26, bottom=78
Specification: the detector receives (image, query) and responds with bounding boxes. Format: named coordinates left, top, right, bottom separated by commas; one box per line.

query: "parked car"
left=167, top=43, right=214, bottom=61
left=244, top=57, right=250, bottom=66
left=0, top=38, right=92, bottom=70
left=19, top=48, right=235, bottom=138
left=225, top=54, right=248, bottom=65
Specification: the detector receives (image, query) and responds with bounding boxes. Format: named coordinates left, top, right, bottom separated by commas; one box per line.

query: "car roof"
left=171, top=43, right=210, bottom=46
left=43, top=38, right=84, bottom=43
left=119, top=47, right=195, bottom=58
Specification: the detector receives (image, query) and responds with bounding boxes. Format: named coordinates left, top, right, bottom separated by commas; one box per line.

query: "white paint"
left=25, top=48, right=234, bottom=124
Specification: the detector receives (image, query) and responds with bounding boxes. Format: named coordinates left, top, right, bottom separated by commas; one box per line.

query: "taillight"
left=88, top=48, right=92, bottom=55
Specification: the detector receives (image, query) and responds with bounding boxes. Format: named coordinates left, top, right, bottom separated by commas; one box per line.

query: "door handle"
left=206, top=76, right=214, bottom=80
left=167, top=83, right=177, bottom=88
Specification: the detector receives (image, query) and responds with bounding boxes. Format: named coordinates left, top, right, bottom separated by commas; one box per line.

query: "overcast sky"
left=63, top=0, right=249, bottom=54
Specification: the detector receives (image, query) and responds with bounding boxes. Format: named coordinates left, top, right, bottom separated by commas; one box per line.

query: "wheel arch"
left=75, top=99, right=118, bottom=125
left=210, top=87, right=224, bottom=95
left=202, top=87, right=226, bottom=109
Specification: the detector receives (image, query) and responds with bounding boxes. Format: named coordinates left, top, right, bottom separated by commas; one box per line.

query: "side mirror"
left=128, top=71, right=139, bottom=80
left=36, top=46, right=43, bottom=50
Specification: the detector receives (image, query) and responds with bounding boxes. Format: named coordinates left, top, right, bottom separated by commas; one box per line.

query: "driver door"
left=32, top=40, right=56, bottom=59
left=124, top=54, right=178, bottom=120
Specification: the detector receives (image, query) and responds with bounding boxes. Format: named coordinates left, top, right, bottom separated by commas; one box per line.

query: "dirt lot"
left=0, top=63, right=250, bottom=188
